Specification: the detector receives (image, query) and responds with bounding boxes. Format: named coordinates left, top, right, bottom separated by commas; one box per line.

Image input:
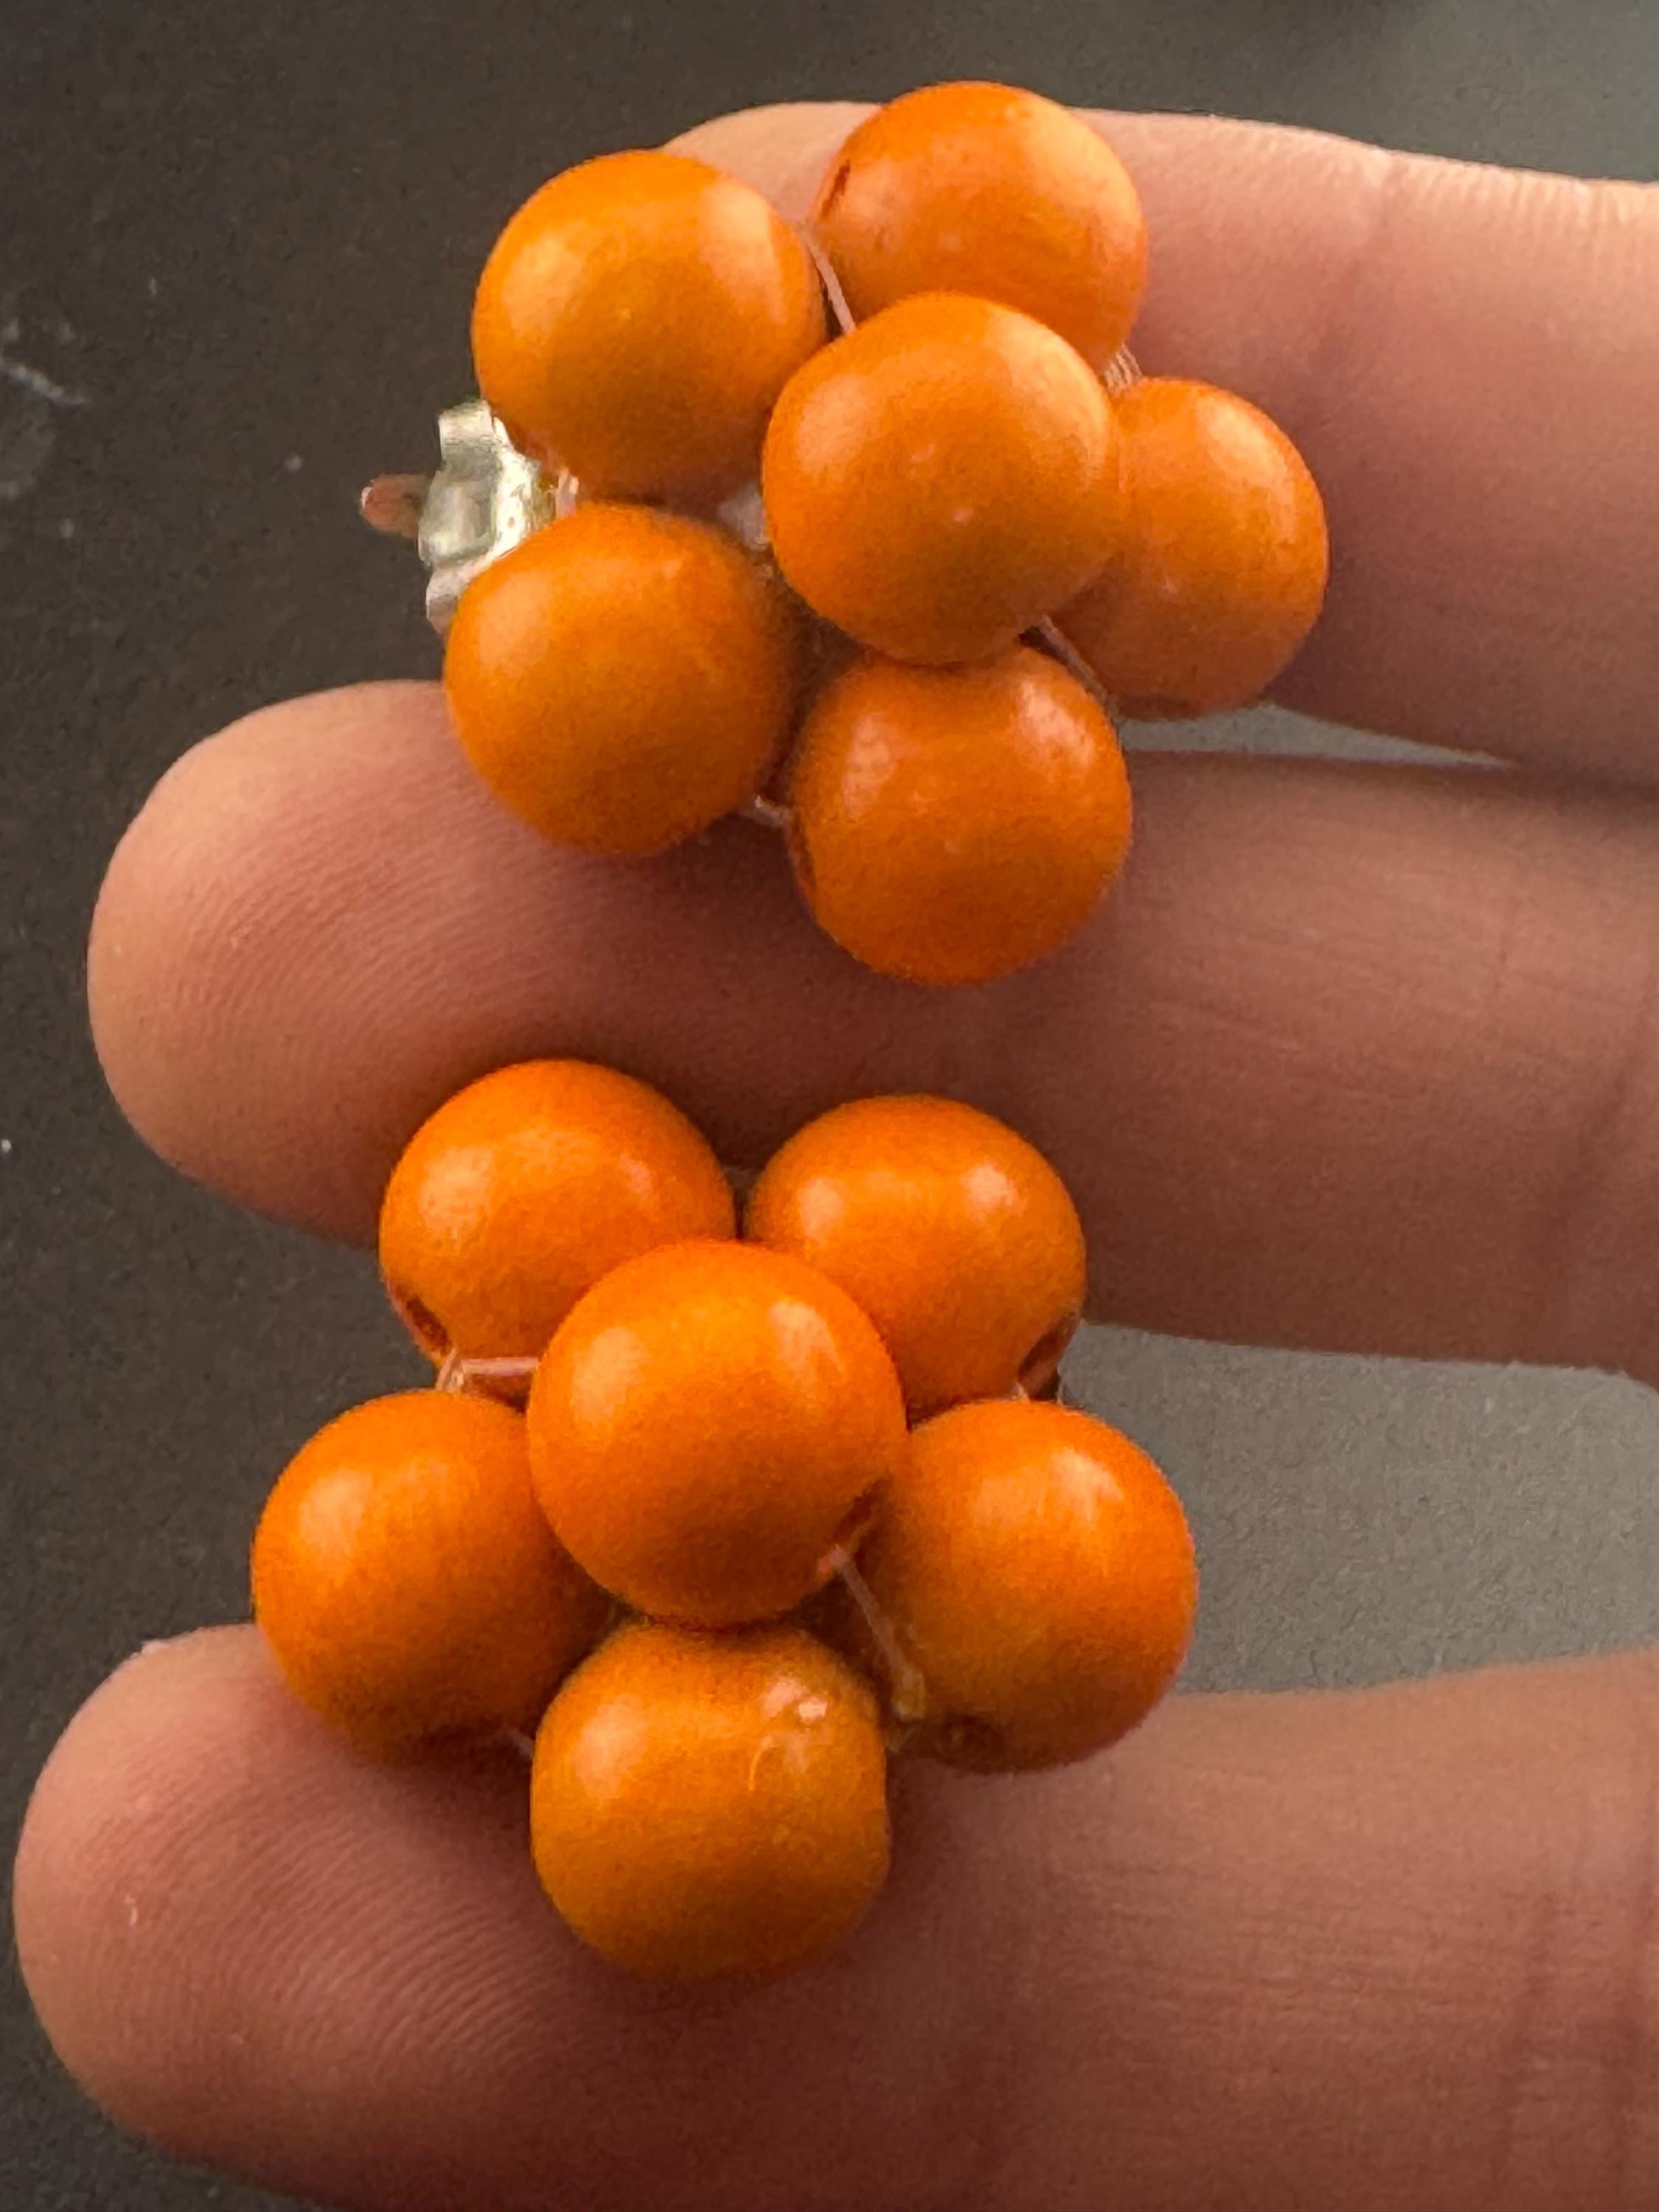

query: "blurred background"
left=4, top=0, right=1657, bottom=2203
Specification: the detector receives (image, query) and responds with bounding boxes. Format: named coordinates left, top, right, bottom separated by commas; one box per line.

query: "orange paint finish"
left=251, top=1392, right=608, bottom=1752
left=472, top=150, right=827, bottom=501
left=813, top=82, right=1147, bottom=370
left=746, top=1095, right=1085, bottom=1415
left=785, top=645, right=1133, bottom=986
left=378, top=1060, right=734, bottom=1371
left=762, top=293, right=1124, bottom=664
left=1059, top=378, right=1329, bottom=717
left=527, top=1240, right=908, bottom=1627
left=444, top=504, right=800, bottom=856
left=532, top=1620, right=889, bottom=1980
left=854, top=1398, right=1197, bottom=1770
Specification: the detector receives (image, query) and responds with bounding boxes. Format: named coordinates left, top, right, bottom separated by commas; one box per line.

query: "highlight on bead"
left=782, top=644, right=1133, bottom=985
left=472, top=149, right=828, bottom=501
left=443, top=503, right=801, bottom=856
left=759, top=292, right=1126, bottom=665
left=809, top=81, right=1150, bottom=369
left=745, top=1093, right=1088, bottom=1411
left=251, top=1068, right=1197, bottom=1981
left=251, top=1391, right=610, bottom=1753
left=532, top=1621, right=891, bottom=1981
left=526, top=1237, right=911, bottom=1627
left=361, top=78, right=1329, bottom=990
left=1057, top=378, right=1330, bottom=717
left=378, top=1057, right=736, bottom=1381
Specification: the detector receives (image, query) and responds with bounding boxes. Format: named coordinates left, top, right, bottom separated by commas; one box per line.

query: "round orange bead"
left=813, top=83, right=1147, bottom=369
left=786, top=645, right=1132, bottom=985
left=761, top=293, right=1124, bottom=664
left=251, top=1392, right=608, bottom=1752
left=532, top=1620, right=888, bottom=1980
left=472, top=150, right=827, bottom=501
left=746, top=1095, right=1085, bottom=1415
left=527, top=1240, right=908, bottom=1626
left=378, top=1060, right=734, bottom=1374
left=444, top=504, right=799, bottom=856
left=1058, top=378, right=1329, bottom=717
left=849, top=1398, right=1196, bottom=1770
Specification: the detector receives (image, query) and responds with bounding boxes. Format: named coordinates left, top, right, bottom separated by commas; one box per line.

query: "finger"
left=674, top=103, right=1659, bottom=780
left=90, top=684, right=1659, bottom=1380
left=19, top=1627, right=1659, bottom=2211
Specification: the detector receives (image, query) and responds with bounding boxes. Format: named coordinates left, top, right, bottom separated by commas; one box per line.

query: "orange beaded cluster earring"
left=254, top=81, right=1329, bottom=1982
left=368, top=80, right=1329, bottom=988
left=253, top=1066, right=1197, bottom=1980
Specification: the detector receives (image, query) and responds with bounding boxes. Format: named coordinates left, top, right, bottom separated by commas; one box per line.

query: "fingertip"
left=13, top=1627, right=277, bottom=2140
left=13, top=1620, right=549, bottom=2201
left=17, top=1624, right=274, bottom=1912
left=88, top=681, right=473, bottom=1242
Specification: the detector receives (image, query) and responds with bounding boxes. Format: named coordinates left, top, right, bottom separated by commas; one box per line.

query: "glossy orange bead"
left=746, top=1096, right=1085, bottom=1415
left=251, top=1392, right=608, bottom=1752
left=813, top=83, right=1147, bottom=370
left=529, top=1240, right=908, bottom=1625
left=444, top=504, right=799, bottom=856
left=850, top=1399, right=1195, bottom=1770
left=762, top=293, right=1124, bottom=664
left=531, top=1620, right=889, bottom=1980
left=472, top=150, right=827, bottom=501
left=378, top=1060, right=734, bottom=1374
left=1058, top=378, right=1329, bottom=717
left=786, top=645, right=1132, bottom=986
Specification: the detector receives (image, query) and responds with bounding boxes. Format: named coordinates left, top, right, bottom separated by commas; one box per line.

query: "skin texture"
left=526, top=1239, right=909, bottom=1625
left=846, top=1399, right=1197, bottom=1771
left=251, top=1393, right=608, bottom=1750
left=745, top=1093, right=1085, bottom=1413
left=472, top=149, right=826, bottom=499
left=786, top=646, right=1133, bottom=984
left=812, top=81, right=1148, bottom=369
left=444, top=504, right=799, bottom=856
left=378, top=1058, right=734, bottom=1368
left=17, top=103, right=1659, bottom=2212
left=531, top=1621, right=890, bottom=1981
left=1060, top=378, right=1330, bottom=717
left=762, top=293, right=1124, bottom=662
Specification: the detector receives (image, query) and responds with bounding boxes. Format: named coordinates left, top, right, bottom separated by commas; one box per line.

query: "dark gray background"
left=4, top=1, right=1656, bottom=2205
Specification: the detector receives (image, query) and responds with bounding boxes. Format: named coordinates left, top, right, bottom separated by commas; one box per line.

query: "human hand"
left=16, top=102, right=1659, bottom=2211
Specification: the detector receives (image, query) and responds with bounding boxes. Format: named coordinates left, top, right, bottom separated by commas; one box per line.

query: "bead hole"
left=1018, top=1312, right=1079, bottom=1400
left=818, top=160, right=852, bottom=218
left=817, top=1487, right=880, bottom=1582
left=785, top=810, right=816, bottom=901
left=929, top=1714, right=1008, bottom=1770
left=386, top=1279, right=451, bottom=1363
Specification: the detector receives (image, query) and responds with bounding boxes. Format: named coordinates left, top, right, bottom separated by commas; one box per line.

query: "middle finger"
left=90, top=681, right=1659, bottom=1382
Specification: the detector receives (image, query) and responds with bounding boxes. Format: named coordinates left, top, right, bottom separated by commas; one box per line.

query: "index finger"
left=677, top=104, right=1659, bottom=782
